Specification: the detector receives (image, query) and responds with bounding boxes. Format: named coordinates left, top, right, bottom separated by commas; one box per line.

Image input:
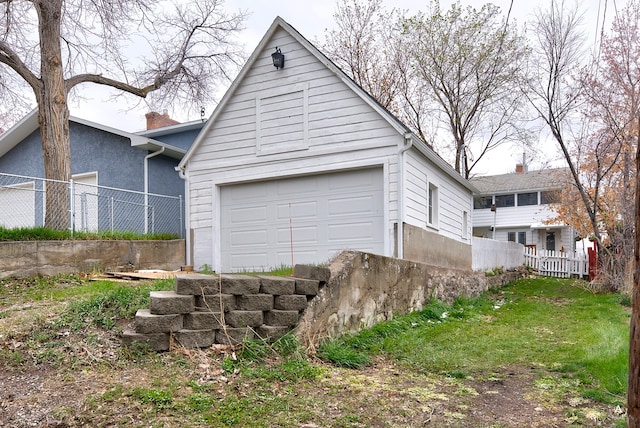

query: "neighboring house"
left=177, top=16, right=478, bottom=273
left=470, top=165, right=576, bottom=252
left=0, top=109, right=205, bottom=233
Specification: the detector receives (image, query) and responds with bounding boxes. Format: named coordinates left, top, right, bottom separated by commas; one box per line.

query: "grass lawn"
left=0, top=274, right=631, bottom=427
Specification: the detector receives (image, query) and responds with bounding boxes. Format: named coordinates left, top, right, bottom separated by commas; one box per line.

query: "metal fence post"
left=69, top=179, right=74, bottom=236
left=110, top=196, right=114, bottom=232
left=179, top=195, right=184, bottom=239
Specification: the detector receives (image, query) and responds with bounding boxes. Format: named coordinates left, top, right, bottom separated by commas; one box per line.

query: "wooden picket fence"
left=523, top=247, right=589, bottom=279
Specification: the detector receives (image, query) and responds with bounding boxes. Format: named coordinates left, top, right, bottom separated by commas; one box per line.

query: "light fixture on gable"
left=271, top=47, right=285, bottom=69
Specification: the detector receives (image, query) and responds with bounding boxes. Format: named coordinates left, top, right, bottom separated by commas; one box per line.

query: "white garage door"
left=220, top=168, right=384, bottom=272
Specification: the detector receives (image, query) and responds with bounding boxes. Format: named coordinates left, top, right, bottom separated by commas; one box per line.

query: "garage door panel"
left=327, top=221, right=375, bottom=241
left=276, top=176, right=318, bottom=196
left=277, top=225, right=317, bottom=244
left=226, top=182, right=268, bottom=201
left=227, top=205, right=268, bottom=225
left=276, top=201, right=318, bottom=220
left=276, top=250, right=318, bottom=266
left=230, top=253, right=269, bottom=270
left=229, top=229, right=268, bottom=247
left=328, top=194, right=378, bottom=216
left=221, top=168, right=384, bottom=272
left=328, top=169, right=376, bottom=190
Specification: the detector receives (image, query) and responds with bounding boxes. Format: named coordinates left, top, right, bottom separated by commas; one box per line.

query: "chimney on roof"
left=145, top=111, right=180, bottom=130
left=516, top=163, right=525, bottom=174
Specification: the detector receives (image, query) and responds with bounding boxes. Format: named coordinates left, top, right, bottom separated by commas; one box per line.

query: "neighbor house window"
left=518, top=231, right=527, bottom=244
left=428, top=182, right=438, bottom=227
left=508, top=231, right=527, bottom=244
left=517, top=192, right=538, bottom=206
left=495, top=194, right=515, bottom=208
left=474, top=195, right=493, bottom=209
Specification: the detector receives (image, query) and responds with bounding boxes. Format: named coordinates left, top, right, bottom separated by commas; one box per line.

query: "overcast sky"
left=69, top=0, right=613, bottom=174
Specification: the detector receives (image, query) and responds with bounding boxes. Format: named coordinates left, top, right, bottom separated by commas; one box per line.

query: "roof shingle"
left=469, top=167, right=571, bottom=194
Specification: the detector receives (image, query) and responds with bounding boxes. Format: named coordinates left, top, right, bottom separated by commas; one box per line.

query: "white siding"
left=403, top=150, right=472, bottom=243
left=187, top=30, right=398, bottom=171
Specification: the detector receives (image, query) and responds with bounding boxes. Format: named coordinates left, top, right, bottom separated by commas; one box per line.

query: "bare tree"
left=0, top=0, right=246, bottom=230
left=402, top=0, right=528, bottom=178
left=323, top=0, right=404, bottom=114
left=525, top=0, right=640, bottom=291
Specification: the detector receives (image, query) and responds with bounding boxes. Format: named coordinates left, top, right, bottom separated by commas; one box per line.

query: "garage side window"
left=462, top=210, right=468, bottom=239
left=428, top=182, right=438, bottom=228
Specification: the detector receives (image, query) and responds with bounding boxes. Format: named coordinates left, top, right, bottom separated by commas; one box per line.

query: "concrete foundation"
left=400, top=223, right=473, bottom=270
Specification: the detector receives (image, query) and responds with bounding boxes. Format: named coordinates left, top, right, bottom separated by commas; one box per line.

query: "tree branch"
left=65, top=72, right=155, bottom=97
left=0, top=41, right=40, bottom=92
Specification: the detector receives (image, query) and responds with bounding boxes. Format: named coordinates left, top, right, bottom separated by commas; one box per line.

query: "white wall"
left=472, top=236, right=524, bottom=271
left=404, top=149, right=472, bottom=243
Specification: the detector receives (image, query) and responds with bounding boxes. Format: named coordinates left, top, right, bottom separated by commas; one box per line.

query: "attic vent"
left=256, top=83, right=309, bottom=155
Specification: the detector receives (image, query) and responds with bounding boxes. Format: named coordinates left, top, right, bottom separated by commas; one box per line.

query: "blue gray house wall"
left=0, top=121, right=187, bottom=234
left=0, top=122, right=184, bottom=191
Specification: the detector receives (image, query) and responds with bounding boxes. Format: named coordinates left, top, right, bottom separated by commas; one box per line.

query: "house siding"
left=404, top=150, right=471, bottom=242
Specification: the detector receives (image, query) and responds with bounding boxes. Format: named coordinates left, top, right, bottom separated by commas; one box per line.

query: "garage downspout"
left=397, top=132, right=413, bottom=259
left=176, top=164, right=191, bottom=267
left=144, top=146, right=165, bottom=234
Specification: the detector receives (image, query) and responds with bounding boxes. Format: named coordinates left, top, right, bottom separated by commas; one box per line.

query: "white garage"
left=178, top=18, right=476, bottom=273
left=220, top=168, right=384, bottom=272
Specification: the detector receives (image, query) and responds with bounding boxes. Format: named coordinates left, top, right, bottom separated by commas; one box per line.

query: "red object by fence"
left=587, top=240, right=597, bottom=281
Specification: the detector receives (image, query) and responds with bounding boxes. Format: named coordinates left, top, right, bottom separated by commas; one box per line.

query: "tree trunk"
left=629, top=121, right=640, bottom=427
left=36, top=0, right=71, bottom=230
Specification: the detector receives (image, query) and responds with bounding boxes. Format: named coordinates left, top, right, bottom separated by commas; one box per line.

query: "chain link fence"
left=0, top=172, right=183, bottom=237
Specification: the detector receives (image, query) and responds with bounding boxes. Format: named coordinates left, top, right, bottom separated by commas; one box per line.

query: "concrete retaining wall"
left=0, top=240, right=186, bottom=278
left=295, top=251, right=523, bottom=343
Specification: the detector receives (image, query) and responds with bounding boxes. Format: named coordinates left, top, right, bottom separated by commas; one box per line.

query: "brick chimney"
left=515, top=163, right=525, bottom=174
left=145, top=111, right=180, bottom=130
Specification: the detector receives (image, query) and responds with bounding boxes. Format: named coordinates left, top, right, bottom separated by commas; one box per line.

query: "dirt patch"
left=0, top=277, right=626, bottom=427
left=0, top=348, right=625, bottom=427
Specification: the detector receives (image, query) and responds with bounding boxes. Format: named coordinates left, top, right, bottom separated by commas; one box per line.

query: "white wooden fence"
left=524, top=247, right=589, bottom=278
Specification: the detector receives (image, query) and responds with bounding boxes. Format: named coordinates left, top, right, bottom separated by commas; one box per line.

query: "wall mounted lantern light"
left=271, top=47, right=285, bottom=69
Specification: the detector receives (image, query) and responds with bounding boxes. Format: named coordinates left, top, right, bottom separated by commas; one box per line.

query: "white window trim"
left=427, top=181, right=439, bottom=230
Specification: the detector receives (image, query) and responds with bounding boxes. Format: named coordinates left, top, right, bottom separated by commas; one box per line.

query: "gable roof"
left=470, top=167, right=571, bottom=194
left=0, top=109, right=186, bottom=160
left=178, top=16, right=476, bottom=193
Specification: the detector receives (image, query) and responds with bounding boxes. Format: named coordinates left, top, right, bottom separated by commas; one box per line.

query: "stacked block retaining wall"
left=122, top=271, right=323, bottom=351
